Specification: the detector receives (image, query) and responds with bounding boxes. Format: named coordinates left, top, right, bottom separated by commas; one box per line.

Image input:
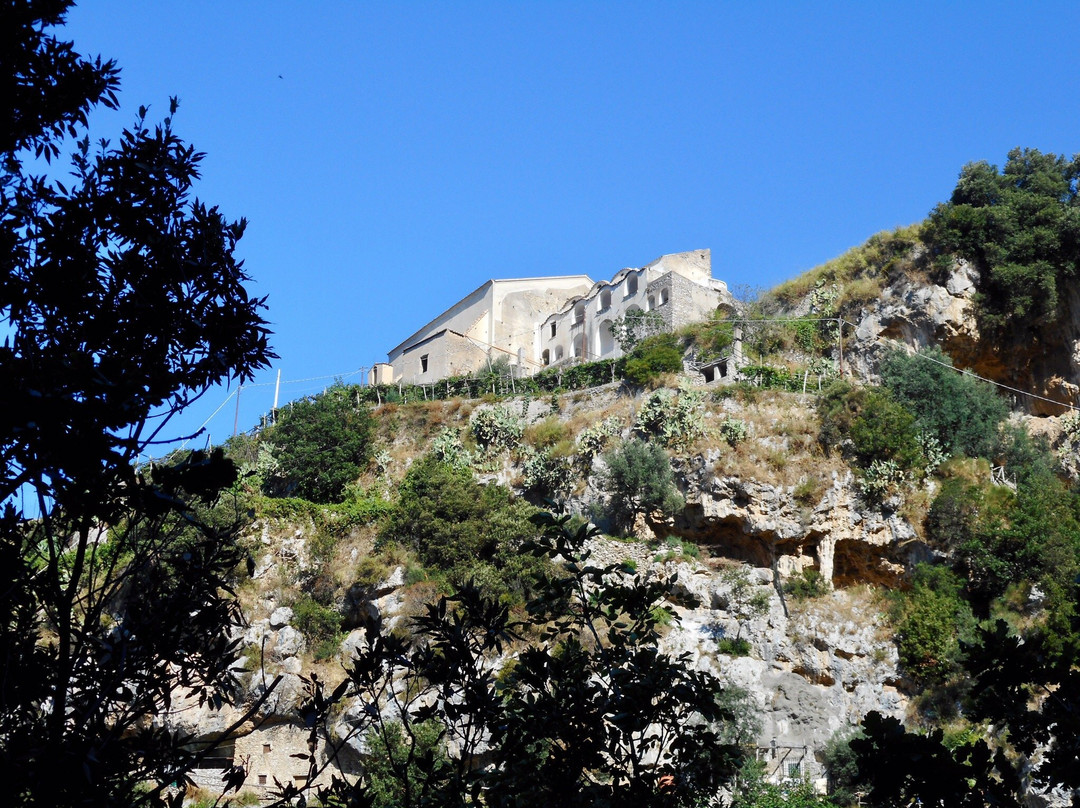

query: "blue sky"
left=61, top=1, right=1080, bottom=449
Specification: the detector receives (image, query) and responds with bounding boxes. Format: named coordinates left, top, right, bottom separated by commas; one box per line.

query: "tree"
left=923, top=147, right=1080, bottom=327
left=600, top=439, right=684, bottom=531
left=318, top=513, right=745, bottom=807
left=2, top=3, right=275, bottom=805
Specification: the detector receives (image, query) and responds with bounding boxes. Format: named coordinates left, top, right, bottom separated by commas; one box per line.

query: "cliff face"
left=847, top=259, right=1080, bottom=415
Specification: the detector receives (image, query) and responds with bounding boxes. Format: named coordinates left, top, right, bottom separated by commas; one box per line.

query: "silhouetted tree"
left=316, top=513, right=745, bottom=807
left=1, top=3, right=275, bottom=805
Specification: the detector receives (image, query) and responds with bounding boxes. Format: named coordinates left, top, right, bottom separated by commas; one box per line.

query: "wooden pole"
left=232, top=385, right=241, bottom=437
left=837, top=318, right=844, bottom=377
left=272, top=368, right=281, bottom=423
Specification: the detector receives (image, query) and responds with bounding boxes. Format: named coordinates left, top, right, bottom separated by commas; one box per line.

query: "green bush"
left=848, top=389, right=923, bottom=469
left=600, top=439, right=683, bottom=523
left=635, top=386, right=708, bottom=449
left=818, top=381, right=923, bottom=474
left=377, top=455, right=545, bottom=603
left=892, top=565, right=976, bottom=685
left=718, top=416, right=749, bottom=446
left=683, top=311, right=735, bottom=362
left=717, top=637, right=752, bottom=657
left=291, top=595, right=343, bottom=660
left=623, top=333, right=684, bottom=386
left=265, top=382, right=376, bottom=503
left=784, top=569, right=828, bottom=600
left=879, top=347, right=1008, bottom=460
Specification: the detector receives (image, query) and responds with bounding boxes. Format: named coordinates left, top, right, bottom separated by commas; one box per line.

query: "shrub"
left=848, top=389, right=922, bottom=469
left=623, top=333, right=684, bottom=386
left=718, top=416, right=749, bottom=446
left=291, top=595, right=343, bottom=660
left=784, top=569, right=828, bottom=600
left=821, top=728, right=865, bottom=807
left=879, top=346, right=1009, bottom=460
left=717, top=637, right=752, bottom=657
left=635, top=386, right=709, bottom=449
left=266, top=382, right=376, bottom=503
left=471, top=405, right=524, bottom=452
left=793, top=475, right=825, bottom=506
left=601, top=439, right=684, bottom=523
left=682, top=311, right=735, bottom=362
left=892, top=564, right=976, bottom=685
left=653, top=535, right=701, bottom=562
left=818, top=381, right=923, bottom=472
left=377, top=455, right=545, bottom=603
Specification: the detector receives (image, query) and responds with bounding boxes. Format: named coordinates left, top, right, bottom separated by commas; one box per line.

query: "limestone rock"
left=269, top=606, right=293, bottom=629
left=273, top=626, right=306, bottom=660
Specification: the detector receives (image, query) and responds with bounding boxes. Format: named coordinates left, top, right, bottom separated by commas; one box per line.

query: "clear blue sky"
left=61, top=1, right=1080, bottom=450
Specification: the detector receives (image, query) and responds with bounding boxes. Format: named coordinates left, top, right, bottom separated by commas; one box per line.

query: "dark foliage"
left=853, top=609, right=1080, bottom=807
left=879, top=347, right=1008, bottom=459
left=265, top=382, right=376, bottom=503
left=316, top=513, right=745, bottom=808
left=1, top=4, right=275, bottom=805
left=924, top=147, right=1080, bottom=327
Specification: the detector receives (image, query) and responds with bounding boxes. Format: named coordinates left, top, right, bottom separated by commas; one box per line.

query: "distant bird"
left=278, top=74, right=283, bottom=79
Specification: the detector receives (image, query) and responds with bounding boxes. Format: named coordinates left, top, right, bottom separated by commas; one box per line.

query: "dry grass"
left=769, top=224, right=923, bottom=309
left=693, top=392, right=845, bottom=488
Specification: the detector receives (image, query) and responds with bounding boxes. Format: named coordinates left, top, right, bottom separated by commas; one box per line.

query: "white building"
left=537, top=249, right=732, bottom=367
left=376, top=250, right=733, bottom=385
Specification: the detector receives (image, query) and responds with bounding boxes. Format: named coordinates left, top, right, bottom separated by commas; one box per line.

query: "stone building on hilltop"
left=372, top=249, right=733, bottom=385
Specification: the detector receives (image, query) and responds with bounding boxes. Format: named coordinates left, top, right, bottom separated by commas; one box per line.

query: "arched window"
left=598, top=319, right=615, bottom=356
left=572, top=333, right=585, bottom=358
left=574, top=301, right=586, bottom=325
left=600, top=289, right=612, bottom=309
left=659, top=288, right=669, bottom=305
left=626, top=273, right=639, bottom=296
left=647, top=294, right=656, bottom=311
left=542, top=349, right=550, bottom=366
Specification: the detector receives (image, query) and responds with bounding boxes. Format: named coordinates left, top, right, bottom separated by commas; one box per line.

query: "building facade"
left=537, top=250, right=733, bottom=366
left=382, top=276, right=594, bottom=385
left=378, top=250, right=733, bottom=385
